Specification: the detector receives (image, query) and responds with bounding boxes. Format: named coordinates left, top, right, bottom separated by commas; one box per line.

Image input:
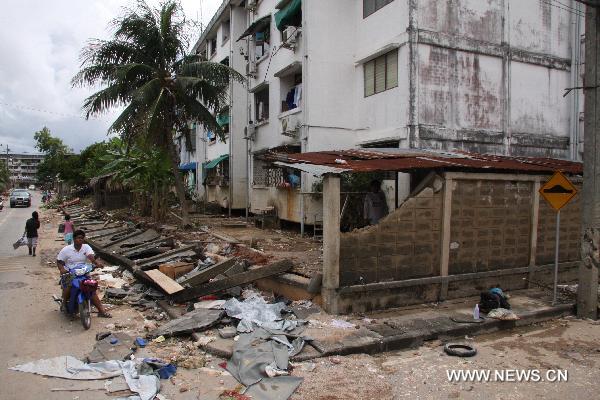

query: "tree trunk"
left=166, top=138, right=191, bottom=226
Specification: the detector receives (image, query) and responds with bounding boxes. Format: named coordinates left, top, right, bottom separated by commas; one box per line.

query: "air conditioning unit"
left=247, top=60, right=258, bottom=77
left=282, top=26, right=301, bottom=49
left=281, top=115, right=300, bottom=138
left=246, top=0, right=258, bottom=11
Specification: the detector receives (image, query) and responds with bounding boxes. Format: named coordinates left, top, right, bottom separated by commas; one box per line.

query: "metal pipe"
left=553, top=210, right=561, bottom=305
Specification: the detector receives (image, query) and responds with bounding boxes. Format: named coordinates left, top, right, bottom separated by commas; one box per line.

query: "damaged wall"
left=339, top=187, right=442, bottom=286
left=412, top=0, right=580, bottom=159
left=335, top=173, right=583, bottom=313
left=449, top=180, right=532, bottom=273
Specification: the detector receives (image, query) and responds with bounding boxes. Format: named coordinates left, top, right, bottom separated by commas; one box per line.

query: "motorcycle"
left=53, top=263, right=98, bottom=329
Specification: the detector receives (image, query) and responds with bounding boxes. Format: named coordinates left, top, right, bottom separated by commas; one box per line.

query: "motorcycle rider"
left=56, top=229, right=112, bottom=318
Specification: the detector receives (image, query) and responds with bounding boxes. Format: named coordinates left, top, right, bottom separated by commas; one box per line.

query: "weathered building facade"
left=183, top=0, right=584, bottom=223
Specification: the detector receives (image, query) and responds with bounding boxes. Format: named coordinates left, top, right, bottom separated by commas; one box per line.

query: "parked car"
left=9, top=190, right=31, bottom=208
left=28, top=185, right=35, bottom=190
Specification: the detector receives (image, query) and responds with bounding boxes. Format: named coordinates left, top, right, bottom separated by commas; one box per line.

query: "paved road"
left=0, top=193, right=108, bottom=400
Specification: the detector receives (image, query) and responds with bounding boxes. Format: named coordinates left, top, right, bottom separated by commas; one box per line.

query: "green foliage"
left=72, top=0, right=244, bottom=146
left=0, top=161, right=9, bottom=192
left=100, top=145, right=173, bottom=192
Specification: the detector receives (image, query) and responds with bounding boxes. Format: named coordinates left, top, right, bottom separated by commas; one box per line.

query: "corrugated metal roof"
left=265, top=148, right=583, bottom=176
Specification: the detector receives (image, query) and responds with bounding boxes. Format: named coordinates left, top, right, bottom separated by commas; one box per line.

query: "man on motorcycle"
left=56, top=229, right=112, bottom=318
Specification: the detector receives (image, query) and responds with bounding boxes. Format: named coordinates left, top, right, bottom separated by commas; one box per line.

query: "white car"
left=28, top=185, right=35, bottom=190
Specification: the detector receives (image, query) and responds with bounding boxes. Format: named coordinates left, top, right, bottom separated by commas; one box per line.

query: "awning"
left=275, top=0, right=301, bottom=31
left=179, top=162, right=197, bottom=171
left=204, top=154, right=229, bottom=170
left=237, top=15, right=271, bottom=41
left=216, top=112, right=230, bottom=127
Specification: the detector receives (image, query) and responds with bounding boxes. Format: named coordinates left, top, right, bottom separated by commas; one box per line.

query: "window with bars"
left=363, top=0, right=394, bottom=18
left=364, top=49, right=398, bottom=97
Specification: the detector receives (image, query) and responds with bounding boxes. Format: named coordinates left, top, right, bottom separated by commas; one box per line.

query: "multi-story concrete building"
left=186, top=0, right=584, bottom=224
left=2, top=153, right=44, bottom=188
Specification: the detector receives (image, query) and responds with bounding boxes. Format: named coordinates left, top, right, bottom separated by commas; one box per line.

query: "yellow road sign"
left=539, top=171, right=578, bottom=211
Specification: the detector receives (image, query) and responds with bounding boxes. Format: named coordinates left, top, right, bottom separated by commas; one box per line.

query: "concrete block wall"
left=449, top=180, right=533, bottom=274
left=339, top=187, right=442, bottom=286
left=536, top=184, right=582, bottom=265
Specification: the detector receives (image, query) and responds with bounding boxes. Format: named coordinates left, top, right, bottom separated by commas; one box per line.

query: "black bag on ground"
left=479, top=291, right=511, bottom=313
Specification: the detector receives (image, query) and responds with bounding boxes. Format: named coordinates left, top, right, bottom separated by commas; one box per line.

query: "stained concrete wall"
left=339, top=187, right=442, bottom=286
left=336, top=174, right=583, bottom=313
left=449, top=180, right=533, bottom=273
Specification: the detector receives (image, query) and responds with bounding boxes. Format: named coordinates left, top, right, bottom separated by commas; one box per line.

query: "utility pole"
left=578, top=1, right=600, bottom=319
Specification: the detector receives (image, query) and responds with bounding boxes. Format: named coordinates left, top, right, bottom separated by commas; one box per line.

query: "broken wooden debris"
left=119, top=238, right=171, bottom=258
left=149, top=309, right=224, bottom=338
left=159, top=262, right=194, bottom=279
left=136, top=244, right=199, bottom=270
left=199, top=227, right=240, bottom=244
left=144, top=269, right=185, bottom=295
left=177, top=258, right=238, bottom=287
left=105, top=229, right=160, bottom=252
left=173, top=259, right=293, bottom=302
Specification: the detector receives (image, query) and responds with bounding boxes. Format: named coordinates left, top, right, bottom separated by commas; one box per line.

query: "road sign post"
left=539, top=171, right=578, bottom=305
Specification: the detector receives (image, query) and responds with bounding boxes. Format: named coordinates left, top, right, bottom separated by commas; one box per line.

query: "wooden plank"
left=159, top=262, right=195, bottom=279
left=439, top=176, right=453, bottom=301
left=174, top=260, right=293, bottom=302
left=199, top=227, right=240, bottom=244
left=338, top=261, right=580, bottom=294
left=145, top=269, right=184, bottom=295
left=178, top=258, right=238, bottom=287
left=136, top=244, right=198, bottom=267
left=528, top=179, right=541, bottom=288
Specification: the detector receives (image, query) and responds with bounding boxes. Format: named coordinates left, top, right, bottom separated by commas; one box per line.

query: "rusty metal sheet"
left=266, top=148, right=583, bottom=176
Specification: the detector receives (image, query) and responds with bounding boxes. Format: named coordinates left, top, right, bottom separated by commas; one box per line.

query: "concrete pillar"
left=322, top=174, right=341, bottom=314
left=439, top=176, right=453, bottom=301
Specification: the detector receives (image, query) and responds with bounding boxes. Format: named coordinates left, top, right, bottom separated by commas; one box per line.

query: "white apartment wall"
left=247, top=0, right=305, bottom=153
left=412, top=0, right=582, bottom=158
left=191, top=4, right=249, bottom=209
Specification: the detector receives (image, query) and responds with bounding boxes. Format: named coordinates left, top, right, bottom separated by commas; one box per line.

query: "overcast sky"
left=0, top=0, right=221, bottom=154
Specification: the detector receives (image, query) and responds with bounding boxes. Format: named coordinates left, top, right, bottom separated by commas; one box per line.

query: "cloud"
left=0, top=0, right=221, bottom=154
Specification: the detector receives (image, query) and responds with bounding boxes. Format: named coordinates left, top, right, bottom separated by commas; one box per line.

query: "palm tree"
left=73, top=0, right=243, bottom=225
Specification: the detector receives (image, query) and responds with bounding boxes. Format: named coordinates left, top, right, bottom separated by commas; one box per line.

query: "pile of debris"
left=61, top=204, right=295, bottom=303
left=45, top=203, right=325, bottom=399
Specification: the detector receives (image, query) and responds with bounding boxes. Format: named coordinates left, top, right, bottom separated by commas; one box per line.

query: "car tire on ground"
left=444, top=343, right=477, bottom=357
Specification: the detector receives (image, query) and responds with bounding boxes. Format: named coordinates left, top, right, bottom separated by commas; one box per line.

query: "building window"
left=209, top=38, right=217, bottom=57
left=221, top=20, right=230, bottom=44
left=364, top=49, right=398, bottom=97
left=363, top=0, right=394, bottom=18
left=280, top=73, right=302, bottom=112
left=254, top=25, right=270, bottom=60
left=255, top=86, right=269, bottom=123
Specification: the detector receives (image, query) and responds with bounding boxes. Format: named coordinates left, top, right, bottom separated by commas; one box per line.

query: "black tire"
left=10, top=203, right=14, bottom=208
left=444, top=343, right=477, bottom=357
left=79, top=300, right=92, bottom=330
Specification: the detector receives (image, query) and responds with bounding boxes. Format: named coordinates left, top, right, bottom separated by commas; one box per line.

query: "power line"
left=541, top=0, right=585, bottom=17
left=0, top=101, right=113, bottom=122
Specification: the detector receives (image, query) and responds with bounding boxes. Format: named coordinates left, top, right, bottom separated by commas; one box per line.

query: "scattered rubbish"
left=443, top=343, right=477, bottom=357
left=135, top=337, right=147, bottom=348
left=479, top=288, right=511, bottom=313
left=149, top=308, right=224, bottom=338
left=10, top=356, right=160, bottom=400
left=450, top=316, right=484, bottom=324
left=194, top=335, right=216, bottom=347
left=153, top=336, right=166, bottom=343
left=219, top=389, right=251, bottom=400
left=487, top=308, right=519, bottom=320
left=473, top=303, right=480, bottom=320
left=218, top=326, right=237, bottom=339
left=330, top=319, right=355, bottom=329
left=144, top=269, right=184, bottom=295
left=87, top=332, right=135, bottom=363
left=194, top=300, right=226, bottom=310
left=226, top=327, right=304, bottom=399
